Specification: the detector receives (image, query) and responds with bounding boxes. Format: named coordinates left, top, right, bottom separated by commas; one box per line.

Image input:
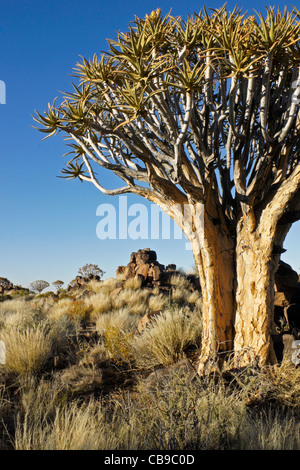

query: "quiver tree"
left=34, top=6, right=300, bottom=371
left=78, top=263, right=105, bottom=280
left=29, top=280, right=50, bottom=294
left=53, top=280, right=64, bottom=292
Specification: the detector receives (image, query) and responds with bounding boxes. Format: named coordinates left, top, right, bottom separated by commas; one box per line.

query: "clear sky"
left=0, top=0, right=299, bottom=289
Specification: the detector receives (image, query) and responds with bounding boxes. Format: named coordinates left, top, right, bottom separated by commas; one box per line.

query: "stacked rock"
left=116, top=248, right=177, bottom=287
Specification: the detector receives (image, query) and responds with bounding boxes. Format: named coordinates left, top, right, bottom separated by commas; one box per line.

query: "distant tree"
left=29, top=280, right=50, bottom=294
left=78, top=263, right=105, bottom=280
left=53, top=280, right=64, bottom=292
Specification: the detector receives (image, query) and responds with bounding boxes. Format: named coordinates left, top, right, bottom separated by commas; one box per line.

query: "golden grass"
left=1, top=276, right=300, bottom=451
left=14, top=399, right=107, bottom=450
left=1, top=325, right=52, bottom=376
left=8, top=365, right=300, bottom=450
left=88, top=277, right=119, bottom=295
left=148, top=293, right=168, bottom=311
left=112, top=288, right=149, bottom=315
left=95, top=307, right=138, bottom=335
left=169, top=273, right=191, bottom=289
left=133, top=307, right=202, bottom=368
left=86, top=292, right=112, bottom=319
left=123, top=276, right=142, bottom=290
left=48, top=298, right=74, bottom=322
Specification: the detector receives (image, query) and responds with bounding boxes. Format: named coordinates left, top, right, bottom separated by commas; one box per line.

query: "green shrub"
left=104, top=326, right=134, bottom=364
left=67, top=300, right=92, bottom=322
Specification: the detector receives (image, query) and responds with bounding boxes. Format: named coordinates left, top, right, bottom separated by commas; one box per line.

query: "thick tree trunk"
left=233, top=206, right=294, bottom=368
left=233, top=218, right=278, bottom=367
left=186, top=204, right=235, bottom=373
left=192, top=207, right=284, bottom=372
left=182, top=183, right=299, bottom=373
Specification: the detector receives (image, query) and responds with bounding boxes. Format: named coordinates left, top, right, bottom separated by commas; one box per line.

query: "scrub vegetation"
left=0, top=272, right=300, bottom=450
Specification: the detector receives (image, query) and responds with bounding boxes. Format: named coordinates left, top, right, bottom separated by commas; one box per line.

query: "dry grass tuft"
left=86, top=292, right=112, bottom=319
left=133, top=307, right=202, bottom=368
left=123, top=277, right=142, bottom=290
left=1, top=325, right=52, bottom=376
left=95, top=307, right=138, bottom=335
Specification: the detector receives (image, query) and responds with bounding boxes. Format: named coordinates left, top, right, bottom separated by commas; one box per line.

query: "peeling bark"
left=233, top=221, right=278, bottom=367
left=185, top=204, right=235, bottom=373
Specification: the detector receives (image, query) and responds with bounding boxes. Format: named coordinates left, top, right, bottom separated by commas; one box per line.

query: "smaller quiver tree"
left=78, top=263, right=105, bottom=280
left=29, top=280, right=50, bottom=294
left=53, top=280, right=64, bottom=292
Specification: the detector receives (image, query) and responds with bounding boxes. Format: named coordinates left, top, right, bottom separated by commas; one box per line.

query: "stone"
left=129, top=252, right=137, bottom=263
left=137, top=310, right=161, bottom=334
left=135, top=248, right=157, bottom=266
left=282, top=334, right=296, bottom=359
left=0, top=277, right=29, bottom=295
left=148, top=264, right=163, bottom=282
left=166, top=264, right=177, bottom=271
left=136, top=263, right=150, bottom=281
left=274, top=291, right=290, bottom=308
left=115, top=248, right=180, bottom=289
left=275, top=261, right=299, bottom=299
left=116, top=266, right=125, bottom=277
left=124, top=263, right=136, bottom=280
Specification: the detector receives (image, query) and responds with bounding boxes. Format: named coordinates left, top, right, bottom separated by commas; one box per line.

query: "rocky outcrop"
left=116, top=248, right=200, bottom=290
left=121, top=248, right=167, bottom=285
left=0, top=277, right=29, bottom=295
left=67, top=273, right=102, bottom=291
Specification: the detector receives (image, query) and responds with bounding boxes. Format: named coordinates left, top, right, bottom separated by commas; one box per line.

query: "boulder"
left=148, top=264, right=163, bottom=282
left=275, top=261, right=299, bottom=299
left=136, top=263, right=150, bottom=280
left=274, top=291, right=290, bottom=308
left=166, top=264, right=177, bottom=271
left=273, top=261, right=300, bottom=331
left=282, top=334, right=297, bottom=360
left=115, top=248, right=181, bottom=289
left=135, top=248, right=157, bottom=265
left=0, top=277, right=29, bottom=295
left=116, top=266, right=126, bottom=277
left=124, top=262, right=136, bottom=280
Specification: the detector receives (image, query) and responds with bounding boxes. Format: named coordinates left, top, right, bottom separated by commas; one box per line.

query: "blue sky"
left=0, top=0, right=299, bottom=289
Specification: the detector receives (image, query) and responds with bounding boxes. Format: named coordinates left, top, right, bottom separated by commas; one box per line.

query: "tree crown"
left=78, top=263, right=105, bottom=279
left=29, top=280, right=50, bottom=293
left=34, top=5, right=300, bottom=228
